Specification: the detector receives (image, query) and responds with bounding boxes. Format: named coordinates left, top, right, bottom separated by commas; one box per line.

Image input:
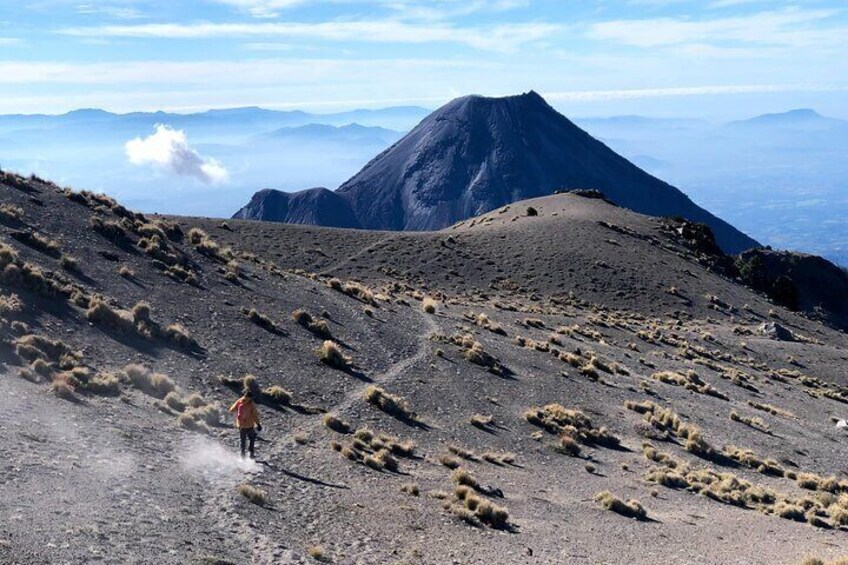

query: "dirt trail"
left=191, top=308, right=440, bottom=564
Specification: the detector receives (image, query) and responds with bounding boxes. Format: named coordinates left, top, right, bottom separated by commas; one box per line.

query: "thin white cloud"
left=58, top=19, right=561, bottom=51
left=211, top=0, right=304, bottom=18
left=0, top=38, right=21, bottom=45
left=589, top=7, right=843, bottom=48
left=544, top=83, right=847, bottom=102
left=125, top=124, right=228, bottom=184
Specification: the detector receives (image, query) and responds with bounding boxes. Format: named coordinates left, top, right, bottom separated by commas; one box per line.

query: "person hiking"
left=228, top=390, right=262, bottom=459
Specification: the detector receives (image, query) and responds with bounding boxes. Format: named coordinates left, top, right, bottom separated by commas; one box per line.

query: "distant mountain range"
left=234, top=91, right=758, bottom=254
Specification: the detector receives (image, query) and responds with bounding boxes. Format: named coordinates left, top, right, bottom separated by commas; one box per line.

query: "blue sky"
left=1, top=0, right=847, bottom=118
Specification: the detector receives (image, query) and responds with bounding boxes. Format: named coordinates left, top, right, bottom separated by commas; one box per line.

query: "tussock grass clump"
left=482, top=451, right=516, bottom=466
left=331, top=426, right=415, bottom=471
left=10, top=230, right=60, bottom=256
left=118, top=265, right=135, bottom=279
left=162, top=323, right=198, bottom=349
left=729, top=411, right=770, bottom=433
left=307, top=546, right=327, bottom=561
left=14, top=334, right=77, bottom=365
left=0, top=292, right=23, bottom=314
left=164, top=391, right=187, bottom=412
left=86, top=298, right=136, bottom=333
left=316, top=340, right=352, bottom=370
left=747, top=400, right=794, bottom=419
left=439, top=454, right=462, bottom=469
left=524, top=318, right=545, bottom=328
left=84, top=371, right=122, bottom=396
left=724, top=445, right=784, bottom=477
left=448, top=444, right=477, bottom=460
left=291, top=309, right=332, bottom=339
left=322, top=413, right=351, bottom=434
left=422, top=297, right=438, bottom=314
left=123, top=363, right=176, bottom=399
left=525, top=403, right=620, bottom=448
left=0, top=203, right=24, bottom=222
left=50, top=375, right=77, bottom=401
left=624, top=400, right=715, bottom=457
left=554, top=436, right=581, bottom=457
left=400, top=482, right=420, bottom=496
left=463, top=312, right=507, bottom=335
left=188, top=227, right=234, bottom=263
left=651, top=370, right=729, bottom=400
left=244, top=307, right=279, bottom=333
left=594, top=491, right=647, bottom=520
left=452, top=468, right=480, bottom=490
left=451, top=490, right=510, bottom=529
left=439, top=333, right=506, bottom=375
left=90, top=215, right=130, bottom=245
left=364, top=385, right=416, bottom=421
left=237, top=484, right=267, bottom=506
left=60, top=254, right=80, bottom=272
left=262, top=385, right=292, bottom=406
left=470, top=413, right=494, bottom=429
left=327, top=278, right=377, bottom=304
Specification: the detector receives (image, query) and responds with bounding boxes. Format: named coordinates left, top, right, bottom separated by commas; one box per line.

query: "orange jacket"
left=228, top=397, right=260, bottom=429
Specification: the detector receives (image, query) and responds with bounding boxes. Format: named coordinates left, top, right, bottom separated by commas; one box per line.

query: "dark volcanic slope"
left=3, top=175, right=848, bottom=564
left=236, top=91, right=758, bottom=254
left=232, top=187, right=361, bottom=228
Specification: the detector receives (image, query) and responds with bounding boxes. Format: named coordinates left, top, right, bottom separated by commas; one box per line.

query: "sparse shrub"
left=123, top=363, right=176, bottom=399
left=452, top=468, right=480, bottom=490
left=0, top=204, right=24, bottom=222
left=526, top=206, right=538, bottom=217
left=50, top=376, right=77, bottom=401
left=85, top=372, right=122, bottom=396
left=237, top=484, right=267, bottom=506
left=262, top=385, right=292, bottom=406
left=594, top=491, right=647, bottom=520
left=10, top=230, right=60, bottom=256
left=470, top=413, right=493, bottom=429
left=448, top=444, right=476, bottom=460
left=162, top=323, right=198, bottom=349
left=439, top=454, right=461, bottom=469
left=422, top=297, right=438, bottom=314
left=307, top=546, right=326, bottom=561
left=554, top=436, right=581, bottom=457
left=364, top=385, right=415, bottom=421
left=316, top=340, right=351, bottom=370
left=245, top=307, right=279, bottom=333
left=0, top=292, right=23, bottom=314
left=291, top=309, right=332, bottom=338
left=60, top=254, right=80, bottom=272
left=90, top=215, right=129, bottom=245
left=322, top=413, right=351, bottom=433
left=118, top=265, right=135, bottom=279
left=729, top=411, right=770, bottom=433
left=164, top=391, right=187, bottom=412
left=525, top=403, right=620, bottom=448
left=401, top=482, right=420, bottom=496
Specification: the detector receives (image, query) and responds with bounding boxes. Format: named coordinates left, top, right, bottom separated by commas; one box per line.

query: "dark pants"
left=239, top=427, right=256, bottom=458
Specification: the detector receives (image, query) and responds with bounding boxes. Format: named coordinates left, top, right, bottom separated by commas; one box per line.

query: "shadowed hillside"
left=2, top=172, right=848, bottom=564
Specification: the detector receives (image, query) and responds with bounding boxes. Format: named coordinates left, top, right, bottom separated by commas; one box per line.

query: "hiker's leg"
left=239, top=428, right=247, bottom=457
left=248, top=428, right=256, bottom=459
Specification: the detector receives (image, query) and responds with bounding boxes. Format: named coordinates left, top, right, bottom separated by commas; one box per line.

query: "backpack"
left=237, top=400, right=247, bottom=425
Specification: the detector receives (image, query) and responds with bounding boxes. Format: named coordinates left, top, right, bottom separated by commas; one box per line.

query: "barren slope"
left=2, top=174, right=848, bottom=564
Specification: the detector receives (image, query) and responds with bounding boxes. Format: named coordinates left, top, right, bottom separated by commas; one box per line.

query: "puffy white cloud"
left=125, top=124, right=228, bottom=184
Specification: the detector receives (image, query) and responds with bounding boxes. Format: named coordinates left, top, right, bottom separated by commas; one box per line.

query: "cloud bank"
left=125, top=124, right=228, bottom=184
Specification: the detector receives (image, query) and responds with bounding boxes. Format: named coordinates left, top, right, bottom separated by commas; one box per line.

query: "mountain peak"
left=237, top=91, right=757, bottom=254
